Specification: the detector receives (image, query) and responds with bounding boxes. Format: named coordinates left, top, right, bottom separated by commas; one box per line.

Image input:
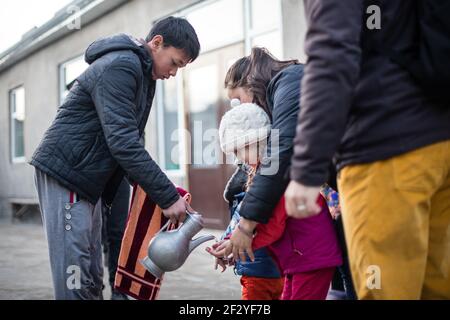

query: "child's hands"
left=206, top=239, right=228, bottom=258
left=206, top=240, right=233, bottom=272
left=226, top=218, right=256, bottom=263
left=214, top=257, right=227, bottom=272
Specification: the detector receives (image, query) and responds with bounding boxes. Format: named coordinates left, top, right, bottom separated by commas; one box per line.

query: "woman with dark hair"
left=211, top=47, right=343, bottom=299
left=223, top=47, right=297, bottom=119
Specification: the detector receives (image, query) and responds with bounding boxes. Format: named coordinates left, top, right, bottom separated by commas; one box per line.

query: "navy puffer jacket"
left=239, top=64, right=304, bottom=223
left=30, top=34, right=179, bottom=208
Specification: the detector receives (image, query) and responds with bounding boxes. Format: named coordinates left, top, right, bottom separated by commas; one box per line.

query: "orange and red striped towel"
left=114, top=184, right=190, bottom=300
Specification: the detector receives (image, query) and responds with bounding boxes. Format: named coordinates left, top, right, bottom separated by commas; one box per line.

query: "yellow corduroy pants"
left=338, top=140, right=450, bottom=299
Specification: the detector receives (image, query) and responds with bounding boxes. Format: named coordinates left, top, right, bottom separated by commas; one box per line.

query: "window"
left=251, top=30, right=283, bottom=59
left=186, top=0, right=244, bottom=53
left=59, top=55, right=88, bottom=104
left=10, top=86, right=26, bottom=162
left=187, top=65, right=219, bottom=168
left=183, top=0, right=282, bottom=55
left=246, top=0, right=283, bottom=58
left=250, top=0, right=280, bottom=31
left=157, top=77, right=184, bottom=172
left=155, top=0, right=283, bottom=170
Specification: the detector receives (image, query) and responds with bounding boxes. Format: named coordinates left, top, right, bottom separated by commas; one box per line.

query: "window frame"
left=9, top=85, right=26, bottom=163
left=156, top=76, right=187, bottom=176
left=58, top=54, right=87, bottom=104
left=244, top=0, right=283, bottom=57
left=184, top=0, right=246, bottom=54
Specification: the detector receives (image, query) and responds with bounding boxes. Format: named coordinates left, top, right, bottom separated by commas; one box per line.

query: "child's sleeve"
left=252, top=197, right=287, bottom=250
left=320, top=183, right=341, bottom=219
left=221, top=209, right=241, bottom=240
left=223, top=164, right=249, bottom=203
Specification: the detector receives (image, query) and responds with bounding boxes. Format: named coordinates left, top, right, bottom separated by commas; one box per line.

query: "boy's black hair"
left=146, top=16, right=200, bottom=62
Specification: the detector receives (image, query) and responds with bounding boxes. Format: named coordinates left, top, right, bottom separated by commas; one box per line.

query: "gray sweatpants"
left=34, top=168, right=103, bottom=300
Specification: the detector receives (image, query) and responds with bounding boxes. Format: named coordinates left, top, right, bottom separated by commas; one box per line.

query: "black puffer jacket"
left=238, top=64, right=304, bottom=224
left=30, top=34, right=179, bottom=209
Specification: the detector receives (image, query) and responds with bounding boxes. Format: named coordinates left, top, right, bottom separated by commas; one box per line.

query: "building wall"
left=0, top=0, right=198, bottom=218
left=0, top=0, right=306, bottom=219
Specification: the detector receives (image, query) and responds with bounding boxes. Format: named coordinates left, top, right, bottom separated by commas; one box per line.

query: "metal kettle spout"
left=188, top=235, right=215, bottom=253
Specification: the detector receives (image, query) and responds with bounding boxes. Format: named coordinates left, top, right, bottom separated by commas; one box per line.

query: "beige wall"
left=0, top=0, right=197, bottom=217
left=0, top=0, right=307, bottom=218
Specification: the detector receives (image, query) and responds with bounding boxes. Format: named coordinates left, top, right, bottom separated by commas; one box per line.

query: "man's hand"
left=162, top=196, right=193, bottom=224
left=285, top=180, right=321, bottom=218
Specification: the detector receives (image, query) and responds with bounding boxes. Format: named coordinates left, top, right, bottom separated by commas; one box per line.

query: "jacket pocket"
left=392, top=147, right=431, bottom=192
left=73, top=135, right=100, bottom=170
left=288, top=228, right=304, bottom=257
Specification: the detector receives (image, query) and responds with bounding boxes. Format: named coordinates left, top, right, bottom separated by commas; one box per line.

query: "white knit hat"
left=219, top=102, right=271, bottom=154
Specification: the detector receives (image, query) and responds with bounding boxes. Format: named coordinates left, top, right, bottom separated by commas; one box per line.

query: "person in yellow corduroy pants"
left=338, top=140, right=450, bottom=299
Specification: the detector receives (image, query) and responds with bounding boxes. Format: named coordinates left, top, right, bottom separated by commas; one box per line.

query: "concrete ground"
left=0, top=218, right=241, bottom=300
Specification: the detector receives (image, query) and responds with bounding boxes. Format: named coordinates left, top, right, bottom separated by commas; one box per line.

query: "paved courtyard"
left=0, top=218, right=241, bottom=300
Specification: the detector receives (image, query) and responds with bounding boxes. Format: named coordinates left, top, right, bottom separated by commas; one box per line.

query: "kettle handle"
left=186, top=209, right=200, bottom=219
left=155, top=209, right=199, bottom=235
left=155, top=219, right=171, bottom=236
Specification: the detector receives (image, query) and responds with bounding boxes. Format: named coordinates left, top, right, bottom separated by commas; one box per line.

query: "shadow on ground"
left=0, top=219, right=240, bottom=300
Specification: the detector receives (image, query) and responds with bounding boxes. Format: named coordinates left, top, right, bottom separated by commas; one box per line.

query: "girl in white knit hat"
left=206, top=101, right=285, bottom=300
